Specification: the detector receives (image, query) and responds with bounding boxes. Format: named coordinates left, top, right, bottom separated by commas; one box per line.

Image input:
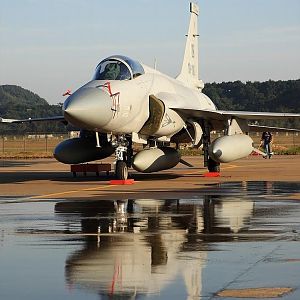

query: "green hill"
left=0, top=85, right=65, bottom=134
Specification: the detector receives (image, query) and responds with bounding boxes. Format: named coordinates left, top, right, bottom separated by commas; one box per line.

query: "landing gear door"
left=191, top=121, right=203, bottom=148
left=139, top=95, right=165, bottom=135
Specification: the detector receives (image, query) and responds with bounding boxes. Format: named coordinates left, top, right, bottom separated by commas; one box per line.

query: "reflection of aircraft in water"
left=55, top=196, right=254, bottom=299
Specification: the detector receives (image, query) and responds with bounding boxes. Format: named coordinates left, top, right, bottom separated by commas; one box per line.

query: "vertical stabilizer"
left=176, top=3, right=204, bottom=90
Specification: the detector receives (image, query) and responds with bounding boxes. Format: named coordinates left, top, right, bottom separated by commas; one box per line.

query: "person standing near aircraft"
left=260, top=131, right=273, bottom=158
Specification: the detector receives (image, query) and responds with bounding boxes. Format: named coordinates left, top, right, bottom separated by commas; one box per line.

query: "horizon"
left=1, top=0, right=300, bottom=104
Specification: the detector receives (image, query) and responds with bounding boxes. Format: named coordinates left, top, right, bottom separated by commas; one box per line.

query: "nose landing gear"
left=113, top=135, right=133, bottom=180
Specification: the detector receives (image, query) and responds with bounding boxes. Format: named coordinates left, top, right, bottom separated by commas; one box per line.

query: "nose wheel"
left=115, top=160, right=128, bottom=180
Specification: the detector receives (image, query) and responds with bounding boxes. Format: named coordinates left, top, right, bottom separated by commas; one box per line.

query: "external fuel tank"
left=132, top=147, right=180, bottom=173
left=208, top=134, right=254, bottom=163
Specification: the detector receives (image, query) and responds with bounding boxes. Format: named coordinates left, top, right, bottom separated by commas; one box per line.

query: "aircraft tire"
left=208, top=157, right=220, bottom=173
left=115, top=160, right=128, bottom=180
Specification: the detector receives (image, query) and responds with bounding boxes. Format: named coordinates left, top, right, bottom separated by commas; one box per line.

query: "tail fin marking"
left=176, top=2, right=204, bottom=90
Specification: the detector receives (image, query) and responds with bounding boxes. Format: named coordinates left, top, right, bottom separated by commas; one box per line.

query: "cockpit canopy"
left=93, top=55, right=145, bottom=81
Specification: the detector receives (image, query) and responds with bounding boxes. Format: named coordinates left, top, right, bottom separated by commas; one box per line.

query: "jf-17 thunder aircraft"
left=1, top=2, right=300, bottom=180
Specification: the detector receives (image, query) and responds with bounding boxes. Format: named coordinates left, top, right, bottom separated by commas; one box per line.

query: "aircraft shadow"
left=0, top=160, right=40, bottom=168
left=0, top=171, right=181, bottom=185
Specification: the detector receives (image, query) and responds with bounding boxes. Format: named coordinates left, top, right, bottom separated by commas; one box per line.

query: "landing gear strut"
left=201, top=121, right=220, bottom=173
left=207, top=157, right=220, bottom=173
left=113, top=135, right=133, bottom=180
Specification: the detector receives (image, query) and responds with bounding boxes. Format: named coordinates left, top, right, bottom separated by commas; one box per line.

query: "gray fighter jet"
left=1, top=3, right=299, bottom=179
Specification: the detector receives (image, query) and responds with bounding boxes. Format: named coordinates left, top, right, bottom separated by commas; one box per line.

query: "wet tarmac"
left=1, top=181, right=300, bottom=300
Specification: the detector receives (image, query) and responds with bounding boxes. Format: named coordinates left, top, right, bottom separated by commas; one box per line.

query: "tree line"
left=0, top=85, right=65, bottom=134
left=203, top=79, right=300, bottom=128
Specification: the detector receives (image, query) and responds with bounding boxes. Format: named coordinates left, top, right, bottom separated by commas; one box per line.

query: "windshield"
left=93, top=55, right=144, bottom=81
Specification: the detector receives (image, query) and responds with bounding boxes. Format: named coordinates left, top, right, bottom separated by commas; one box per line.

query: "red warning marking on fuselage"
left=103, top=81, right=113, bottom=96
left=99, top=82, right=120, bottom=118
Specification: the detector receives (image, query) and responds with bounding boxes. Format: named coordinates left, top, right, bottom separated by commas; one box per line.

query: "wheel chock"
left=204, top=172, right=220, bottom=177
left=110, top=179, right=135, bottom=185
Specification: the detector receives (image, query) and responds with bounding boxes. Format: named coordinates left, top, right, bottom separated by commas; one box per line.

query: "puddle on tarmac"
left=0, top=181, right=300, bottom=300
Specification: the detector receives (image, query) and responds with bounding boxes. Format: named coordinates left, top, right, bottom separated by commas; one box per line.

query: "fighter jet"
left=1, top=2, right=300, bottom=180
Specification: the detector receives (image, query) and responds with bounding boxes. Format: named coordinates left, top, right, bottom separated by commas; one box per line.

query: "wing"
left=155, top=92, right=300, bottom=121
left=248, top=124, right=300, bottom=132
left=173, top=108, right=300, bottom=121
left=0, top=116, right=65, bottom=124
left=173, top=108, right=300, bottom=132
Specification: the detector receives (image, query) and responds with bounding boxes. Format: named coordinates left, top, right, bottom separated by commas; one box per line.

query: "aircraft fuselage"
left=63, top=65, right=216, bottom=139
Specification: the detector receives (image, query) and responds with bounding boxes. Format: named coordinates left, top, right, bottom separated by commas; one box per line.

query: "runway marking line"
left=217, top=287, right=293, bottom=298
left=29, top=184, right=115, bottom=199
left=185, top=164, right=239, bottom=175
left=222, top=164, right=239, bottom=170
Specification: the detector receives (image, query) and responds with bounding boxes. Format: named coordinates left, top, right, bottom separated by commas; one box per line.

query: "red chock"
left=110, top=179, right=135, bottom=185
left=204, top=172, right=220, bottom=177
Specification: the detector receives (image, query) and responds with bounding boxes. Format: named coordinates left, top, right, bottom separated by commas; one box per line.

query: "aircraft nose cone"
left=63, top=88, right=112, bottom=129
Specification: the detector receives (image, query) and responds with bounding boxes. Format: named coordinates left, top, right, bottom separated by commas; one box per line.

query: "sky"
left=0, top=0, right=300, bottom=104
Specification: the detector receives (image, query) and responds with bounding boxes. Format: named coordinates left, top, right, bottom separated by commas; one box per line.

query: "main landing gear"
left=201, top=121, right=220, bottom=173
left=207, top=157, right=220, bottom=173
left=113, top=135, right=133, bottom=180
